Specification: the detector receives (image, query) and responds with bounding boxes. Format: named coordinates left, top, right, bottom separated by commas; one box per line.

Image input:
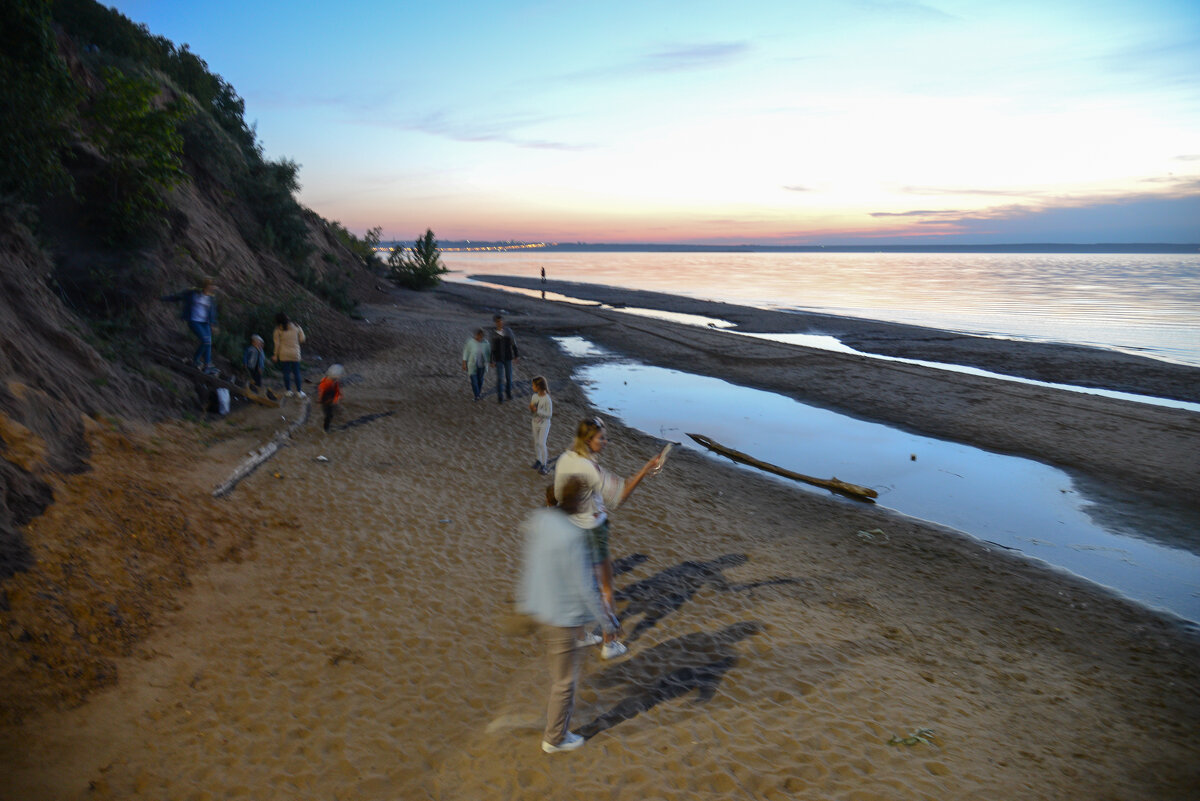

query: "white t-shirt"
left=532, top=393, right=553, bottom=420
left=553, top=449, right=625, bottom=530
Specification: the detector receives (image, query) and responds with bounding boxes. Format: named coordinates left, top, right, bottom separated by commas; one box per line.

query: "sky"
left=107, top=0, right=1200, bottom=244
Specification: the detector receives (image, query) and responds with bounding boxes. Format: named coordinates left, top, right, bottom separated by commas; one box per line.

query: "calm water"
left=444, top=251, right=1200, bottom=367
left=557, top=337, right=1200, bottom=625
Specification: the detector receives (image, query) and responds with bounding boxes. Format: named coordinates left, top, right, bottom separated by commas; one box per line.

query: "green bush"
left=388, top=229, right=447, bottom=290
left=83, top=66, right=192, bottom=244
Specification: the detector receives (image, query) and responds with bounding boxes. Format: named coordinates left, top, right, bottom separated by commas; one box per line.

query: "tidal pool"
left=558, top=338, right=1200, bottom=625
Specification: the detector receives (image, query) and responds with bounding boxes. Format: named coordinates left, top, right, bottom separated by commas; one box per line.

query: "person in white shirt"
left=529, top=376, right=553, bottom=473
left=552, top=417, right=669, bottom=660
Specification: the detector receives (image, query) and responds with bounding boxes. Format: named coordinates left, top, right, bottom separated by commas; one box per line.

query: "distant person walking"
left=243, top=334, right=266, bottom=392
left=553, top=417, right=670, bottom=660
left=529, top=376, right=553, bottom=473
left=273, top=312, right=307, bottom=398
left=490, top=314, right=519, bottom=403
left=540, top=266, right=546, bottom=300
left=461, top=328, right=491, bottom=401
left=518, top=476, right=618, bottom=754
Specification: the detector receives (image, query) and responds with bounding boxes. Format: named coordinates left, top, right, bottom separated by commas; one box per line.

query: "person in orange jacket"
left=317, top=364, right=344, bottom=433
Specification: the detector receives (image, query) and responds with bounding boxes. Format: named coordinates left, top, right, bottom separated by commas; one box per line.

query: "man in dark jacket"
left=490, top=314, right=520, bottom=403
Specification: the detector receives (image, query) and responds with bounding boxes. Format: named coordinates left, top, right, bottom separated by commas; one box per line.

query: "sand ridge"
left=1, top=287, right=1198, bottom=800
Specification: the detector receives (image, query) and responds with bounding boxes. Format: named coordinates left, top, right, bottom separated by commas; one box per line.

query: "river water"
left=443, top=250, right=1200, bottom=367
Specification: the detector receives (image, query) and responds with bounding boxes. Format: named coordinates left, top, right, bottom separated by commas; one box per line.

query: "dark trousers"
left=494, top=359, right=513, bottom=401
left=469, top=368, right=485, bottom=399
left=322, top=403, right=335, bottom=432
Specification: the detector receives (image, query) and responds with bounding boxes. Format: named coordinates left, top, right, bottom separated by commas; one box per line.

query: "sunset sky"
left=108, top=0, right=1199, bottom=244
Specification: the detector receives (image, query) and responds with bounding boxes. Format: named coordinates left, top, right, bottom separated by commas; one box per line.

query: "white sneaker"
left=297, top=391, right=308, bottom=399
left=542, top=733, right=585, bottom=753
left=286, top=391, right=295, bottom=398
left=576, top=632, right=603, bottom=648
left=600, top=641, right=628, bottom=660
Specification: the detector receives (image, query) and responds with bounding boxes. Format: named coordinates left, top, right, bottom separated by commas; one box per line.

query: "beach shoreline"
left=2, top=281, right=1198, bottom=800
left=469, top=274, right=1200, bottom=403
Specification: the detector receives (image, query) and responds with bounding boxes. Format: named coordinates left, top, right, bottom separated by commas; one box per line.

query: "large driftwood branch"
left=213, top=399, right=311, bottom=498
left=686, top=433, right=878, bottom=503
left=147, top=349, right=280, bottom=408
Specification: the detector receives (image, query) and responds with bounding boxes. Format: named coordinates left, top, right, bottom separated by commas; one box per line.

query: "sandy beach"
left=2, top=281, right=1198, bottom=801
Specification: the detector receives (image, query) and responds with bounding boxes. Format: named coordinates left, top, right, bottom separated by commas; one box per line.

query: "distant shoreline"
left=428, top=241, right=1200, bottom=254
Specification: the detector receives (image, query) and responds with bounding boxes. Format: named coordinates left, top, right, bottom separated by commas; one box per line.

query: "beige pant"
left=543, top=625, right=583, bottom=745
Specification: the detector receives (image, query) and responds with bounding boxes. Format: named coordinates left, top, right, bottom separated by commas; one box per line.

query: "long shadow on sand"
left=577, top=621, right=763, bottom=740
left=615, top=553, right=806, bottom=643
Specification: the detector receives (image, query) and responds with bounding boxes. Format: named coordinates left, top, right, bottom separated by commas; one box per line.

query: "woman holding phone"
left=553, top=417, right=671, bottom=660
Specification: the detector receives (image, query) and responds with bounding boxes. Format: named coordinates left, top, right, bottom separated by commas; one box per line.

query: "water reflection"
left=559, top=340, right=1200, bottom=624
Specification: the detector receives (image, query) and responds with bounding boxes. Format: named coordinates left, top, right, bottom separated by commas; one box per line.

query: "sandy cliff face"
left=0, top=152, right=389, bottom=723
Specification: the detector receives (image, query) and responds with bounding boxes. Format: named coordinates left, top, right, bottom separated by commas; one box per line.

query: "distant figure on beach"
left=490, top=314, right=519, bottom=403
left=461, top=328, right=491, bottom=401
left=163, top=278, right=218, bottom=371
left=529, top=376, right=553, bottom=473
left=273, top=312, right=307, bottom=398
left=541, top=266, right=546, bottom=300
left=554, top=417, right=669, bottom=660
left=518, top=476, right=618, bottom=754
left=243, top=334, right=266, bottom=393
left=317, top=364, right=344, bottom=433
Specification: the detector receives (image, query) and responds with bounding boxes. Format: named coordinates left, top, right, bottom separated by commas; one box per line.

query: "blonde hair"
left=570, top=417, right=605, bottom=456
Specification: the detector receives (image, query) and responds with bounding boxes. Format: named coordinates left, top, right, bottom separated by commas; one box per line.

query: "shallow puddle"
left=558, top=337, right=1200, bottom=625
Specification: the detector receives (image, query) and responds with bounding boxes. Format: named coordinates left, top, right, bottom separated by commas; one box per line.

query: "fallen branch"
left=212, top=399, right=311, bottom=497
left=686, top=432, right=878, bottom=502
left=147, top=348, right=279, bottom=408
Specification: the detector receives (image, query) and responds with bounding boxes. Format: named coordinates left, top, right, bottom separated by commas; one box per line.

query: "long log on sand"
left=686, top=432, right=878, bottom=503
left=212, top=398, right=310, bottom=498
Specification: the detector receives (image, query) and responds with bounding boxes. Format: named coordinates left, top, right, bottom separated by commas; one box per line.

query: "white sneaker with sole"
left=297, top=391, right=308, bottom=399
left=542, top=733, right=585, bottom=753
left=576, top=632, right=603, bottom=648
left=600, top=641, right=628, bottom=660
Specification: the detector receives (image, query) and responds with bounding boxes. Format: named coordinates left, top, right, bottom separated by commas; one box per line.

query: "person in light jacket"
left=461, top=328, right=491, bottom=401
left=273, top=312, right=307, bottom=398
left=518, top=477, right=618, bottom=754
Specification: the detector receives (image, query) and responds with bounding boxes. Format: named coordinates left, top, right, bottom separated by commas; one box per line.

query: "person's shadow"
left=615, top=553, right=806, bottom=642
left=576, top=621, right=763, bottom=739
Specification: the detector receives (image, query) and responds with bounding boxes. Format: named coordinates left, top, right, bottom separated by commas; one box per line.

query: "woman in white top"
left=529, top=376, right=553, bottom=474
left=553, top=417, right=669, bottom=659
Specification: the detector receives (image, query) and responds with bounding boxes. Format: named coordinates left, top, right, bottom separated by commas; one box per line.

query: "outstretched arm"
left=617, top=445, right=670, bottom=505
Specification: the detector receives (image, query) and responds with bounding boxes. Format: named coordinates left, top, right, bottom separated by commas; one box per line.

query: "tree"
left=388, top=229, right=448, bottom=290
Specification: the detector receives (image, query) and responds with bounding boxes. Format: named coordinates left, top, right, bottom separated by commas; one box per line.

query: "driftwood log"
left=212, top=398, right=311, bottom=498
left=147, top=348, right=280, bottom=408
left=686, top=433, right=878, bottom=503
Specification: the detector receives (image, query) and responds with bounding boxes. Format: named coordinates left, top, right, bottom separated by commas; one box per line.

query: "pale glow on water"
left=561, top=342, right=1200, bottom=624
left=447, top=251, right=1200, bottom=366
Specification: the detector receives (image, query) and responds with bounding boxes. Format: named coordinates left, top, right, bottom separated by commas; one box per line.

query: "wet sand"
left=2, top=283, right=1198, bottom=800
